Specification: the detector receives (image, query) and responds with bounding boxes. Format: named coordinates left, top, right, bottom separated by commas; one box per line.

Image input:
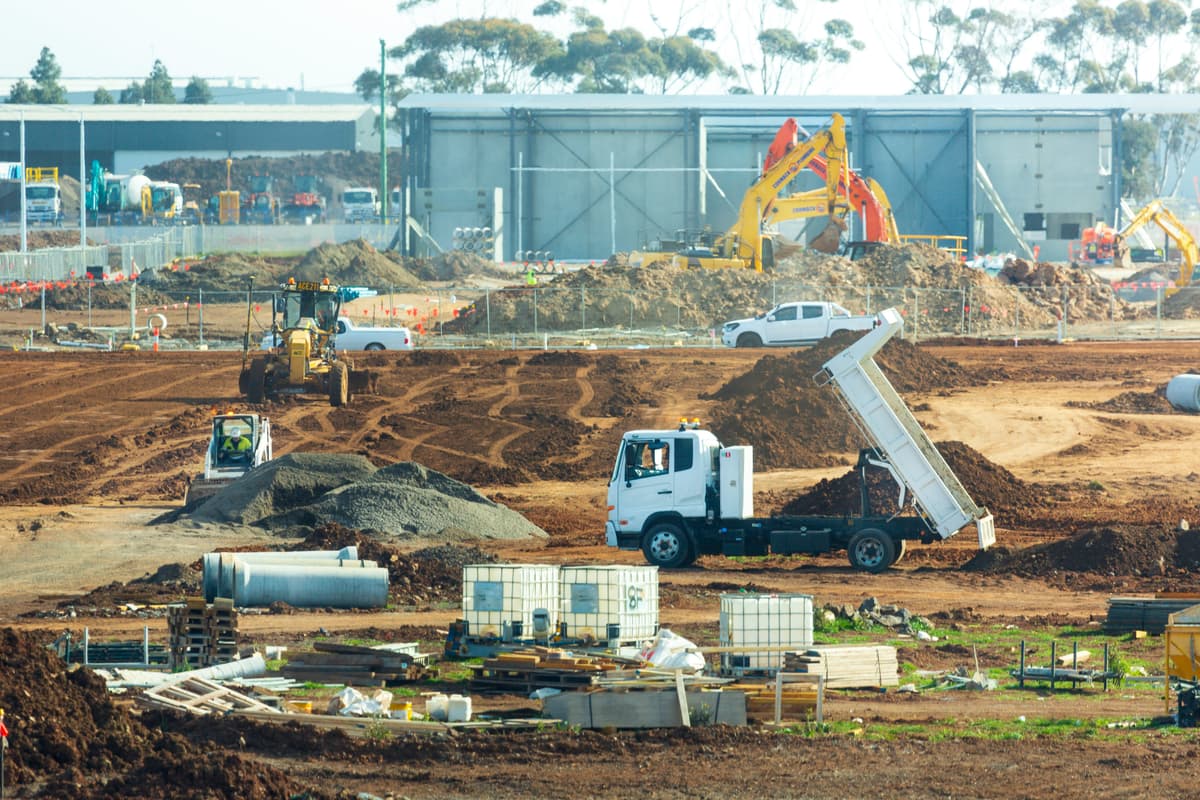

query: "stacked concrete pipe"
left=201, top=546, right=389, bottom=608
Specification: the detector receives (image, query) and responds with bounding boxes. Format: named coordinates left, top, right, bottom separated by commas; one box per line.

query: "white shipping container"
left=719, top=593, right=814, bottom=673
left=559, top=565, right=659, bottom=643
left=462, top=564, right=560, bottom=638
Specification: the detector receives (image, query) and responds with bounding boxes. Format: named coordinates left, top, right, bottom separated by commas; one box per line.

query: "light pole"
left=379, top=39, right=387, bottom=225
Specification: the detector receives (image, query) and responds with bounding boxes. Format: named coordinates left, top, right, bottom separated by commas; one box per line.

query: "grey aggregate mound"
left=191, top=453, right=378, bottom=525
left=263, top=461, right=547, bottom=541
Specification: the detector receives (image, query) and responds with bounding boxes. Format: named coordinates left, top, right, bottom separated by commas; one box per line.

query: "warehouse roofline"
left=0, top=104, right=372, bottom=123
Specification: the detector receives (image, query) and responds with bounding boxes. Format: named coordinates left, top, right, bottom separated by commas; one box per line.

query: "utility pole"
left=380, top=39, right=388, bottom=225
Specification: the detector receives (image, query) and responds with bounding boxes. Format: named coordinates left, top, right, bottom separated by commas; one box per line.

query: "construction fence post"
left=485, top=289, right=491, bottom=339
left=533, top=288, right=538, bottom=336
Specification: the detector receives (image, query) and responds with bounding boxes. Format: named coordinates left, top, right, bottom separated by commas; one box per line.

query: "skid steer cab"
left=238, top=277, right=375, bottom=407
left=185, top=411, right=273, bottom=505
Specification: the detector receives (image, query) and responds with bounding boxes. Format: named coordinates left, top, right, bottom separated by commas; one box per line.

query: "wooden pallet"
left=281, top=641, right=431, bottom=686
left=139, top=676, right=281, bottom=716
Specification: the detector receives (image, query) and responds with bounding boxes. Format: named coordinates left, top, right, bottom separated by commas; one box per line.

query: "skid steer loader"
left=238, top=277, right=376, bottom=406
left=185, top=411, right=273, bottom=505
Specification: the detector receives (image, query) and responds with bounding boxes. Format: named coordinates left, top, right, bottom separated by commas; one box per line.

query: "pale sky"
left=0, top=0, right=948, bottom=97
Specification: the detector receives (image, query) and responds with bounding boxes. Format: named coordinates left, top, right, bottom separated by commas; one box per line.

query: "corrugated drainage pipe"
left=1167, top=374, right=1200, bottom=412
left=234, top=562, right=390, bottom=609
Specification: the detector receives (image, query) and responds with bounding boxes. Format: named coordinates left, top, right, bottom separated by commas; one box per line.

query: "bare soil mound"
left=400, top=250, right=510, bottom=282
left=1067, top=384, right=1175, bottom=414
left=0, top=628, right=316, bottom=798
left=706, top=333, right=982, bottom=469
left=294, top=239, right=421, bottom=288
left=296, top=522, right=497, bottom=604
left=781, top=440, right=1053, bottom=525
left=963, top=525, right=1200, bottom=579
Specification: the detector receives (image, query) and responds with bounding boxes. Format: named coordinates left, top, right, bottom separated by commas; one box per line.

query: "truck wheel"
left=365, top=343, right=385, bottom=351
left=244, top=358, right=267, bottom=404
left=847, top=528, right=896, bottom=573
left=329, top=362, right=349, bottom=407
left=642, top=522, right=692, bottom=569
left=736, top=332, right=762, bottom=348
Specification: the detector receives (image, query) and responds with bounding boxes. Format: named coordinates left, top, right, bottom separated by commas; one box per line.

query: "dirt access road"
left=3, top=340, right=1200, bottom=799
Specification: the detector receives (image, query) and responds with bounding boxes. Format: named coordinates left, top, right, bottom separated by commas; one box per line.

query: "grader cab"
left=238, top=277, right=375, bottom=406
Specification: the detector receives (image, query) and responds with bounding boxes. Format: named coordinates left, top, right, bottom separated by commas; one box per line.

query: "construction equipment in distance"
left=1079, top=221, right=1118, bottom=263
left=242, top=175, right=280, bottom=224
left=1114, top=199, right=1198, bottom=296
left=631, top=113, right=849, bottom=272
left=239, top=277, right=375, bottom=407
left=281, top=175, right=327, bottom=223
left=184, top=411, right=273, bottom=505
left=606, top=307, right=994, bottom=572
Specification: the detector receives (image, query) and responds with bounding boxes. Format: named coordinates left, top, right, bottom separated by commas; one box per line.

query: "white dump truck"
left=607, top=307, right=995, bottom=572
left=342, top=187, right=380, bottom=223
left=721, top=301, right=877, bottom=348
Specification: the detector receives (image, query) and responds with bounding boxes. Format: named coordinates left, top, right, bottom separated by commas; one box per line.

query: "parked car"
left=262, top=318, right=413, bottom=351
left=721, top=301, right=877, bottom=347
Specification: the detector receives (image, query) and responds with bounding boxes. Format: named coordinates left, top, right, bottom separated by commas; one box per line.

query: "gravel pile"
left=271, top=462, right=547, bottom=541
left=189, top=455, right=546, bottom=543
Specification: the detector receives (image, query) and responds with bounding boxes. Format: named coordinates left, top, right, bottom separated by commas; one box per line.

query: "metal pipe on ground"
left=234, top=562, right=390, bottom=609
left=1167, top=374, right=1200, bottom=412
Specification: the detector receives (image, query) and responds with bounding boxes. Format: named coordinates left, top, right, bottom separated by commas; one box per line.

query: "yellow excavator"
left=239, top=277, right=375, bottom=406
left=1114, top=200, right=1198, bottom=296
left=629, top=113, right=849, bottom=272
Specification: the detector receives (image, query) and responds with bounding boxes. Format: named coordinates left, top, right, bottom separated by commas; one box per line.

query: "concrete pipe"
left=234, top=562, right=390, bottom=609
left=203, top=547, right=361, bottom=601
left=1167, top=374, right=1200, bottom=412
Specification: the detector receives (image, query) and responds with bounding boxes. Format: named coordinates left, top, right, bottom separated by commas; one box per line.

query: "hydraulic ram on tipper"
left=816, top=307, right=995, bottom=549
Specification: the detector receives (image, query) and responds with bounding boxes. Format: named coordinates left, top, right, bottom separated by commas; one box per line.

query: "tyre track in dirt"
left=485, top=369, right=534, bottom=463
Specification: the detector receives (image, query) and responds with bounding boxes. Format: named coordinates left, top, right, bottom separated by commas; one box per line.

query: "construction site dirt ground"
left=3, top=339, right=1200, bottom=798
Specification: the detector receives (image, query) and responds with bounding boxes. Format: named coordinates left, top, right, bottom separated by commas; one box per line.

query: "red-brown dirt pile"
left=963, top=524, right=1200, bottom=579
left=0, top=627, right=320, bottom=799
left=781, top=440, right=1054, bottom=525
left=705, top=333, right=982, bottom=469
left=1067, top=383, right=1176, bottom=414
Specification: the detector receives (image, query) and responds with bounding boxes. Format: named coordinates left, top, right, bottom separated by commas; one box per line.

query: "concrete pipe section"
left=235, top=562, right=390, bottom=609
left=202, top=547, right=362, bottom=601
left=1167, top=374, right=1200, bottom=412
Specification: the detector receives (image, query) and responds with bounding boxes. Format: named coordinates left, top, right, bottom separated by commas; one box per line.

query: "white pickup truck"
left=263, top=318, right=413, bottom=351
left=721, top=301, right=877, bottom=348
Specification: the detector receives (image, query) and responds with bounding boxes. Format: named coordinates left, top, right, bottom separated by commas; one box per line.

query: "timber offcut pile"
left=281, top=641, right=432, bottom=686
left=783, top=645, right=900, bottom=689
left=470, top=648, right=625, bottom=691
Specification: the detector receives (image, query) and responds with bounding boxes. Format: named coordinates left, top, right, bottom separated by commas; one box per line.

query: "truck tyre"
left=365, top=343, right=385, bottom=351
left=736, top=332, right=762, bottom=348
left=642, top=522, right=692, bottom=569
left=244, top=358, right=268, bottom=404
left=847, top=528, right=896, bottom=573
left=329, top=362, right=349, bottom=407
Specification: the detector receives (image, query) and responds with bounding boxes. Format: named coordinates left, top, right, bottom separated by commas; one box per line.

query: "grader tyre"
left=329, top=362, right=349, bottom=407
left=244, top=358, right=268, bottom=404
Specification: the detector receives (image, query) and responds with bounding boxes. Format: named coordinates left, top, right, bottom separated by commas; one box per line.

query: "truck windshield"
left=284, top=291, right=340, bottom=330
left=344, top=191, right=373, bottom=204
left=25, top=186, right=56, bottom=200
left=622, top=440, right=670, bottom=481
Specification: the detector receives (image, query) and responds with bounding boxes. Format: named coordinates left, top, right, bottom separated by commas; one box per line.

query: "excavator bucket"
left=809, top=216, right=848, bottom=254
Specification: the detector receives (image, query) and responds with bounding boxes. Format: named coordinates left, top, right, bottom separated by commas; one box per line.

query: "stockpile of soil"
left=998, top=257, right=1139, bottom=323
left=400, top=250, right=511, bottom=282
left=781, top=440, right=1053, bottom=525
left=0, top=628, right=314, bottom=798
left=293, top=239, right=421, bottom=288
left=0, top=230, right=99, bottom=251
left=139, top=252, right=284, bottom=294
left=963, top=524, right=1200, bottom=578
left=296, top=522, right=498, bottom=604
left=1067, top=384, right=1175, bottom=414
left=40, top=281, right=176, bottom=310
left=189, top=454, right=546, bottom=542
left=706, top=333, right=982, bottom=469
left=144, top=151, right=403, bottom=207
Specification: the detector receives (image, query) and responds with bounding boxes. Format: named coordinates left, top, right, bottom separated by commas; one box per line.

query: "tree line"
left=6, top=48, right=214, bottom=105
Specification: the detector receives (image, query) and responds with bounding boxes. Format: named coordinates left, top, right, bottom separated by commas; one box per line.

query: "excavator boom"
left=1115, top=199, right=1199, bottom=295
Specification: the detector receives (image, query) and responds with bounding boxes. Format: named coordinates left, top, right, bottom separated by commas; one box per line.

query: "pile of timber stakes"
left=470, top=648, right=629, bottom=692
left=167, top=597, right=238, bottom=669
left=282, top=641, right=431, bottom=686
left=782, top=645, right=900, bottom=689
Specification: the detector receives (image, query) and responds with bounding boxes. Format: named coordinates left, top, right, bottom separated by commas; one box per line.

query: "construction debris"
left=168, top=597, right=238, bottom=669
left=138, top=675, right=281, bottom=716
left=469, top=648, right=627, bottom=692
left=281, top=641, right=431, bottom=686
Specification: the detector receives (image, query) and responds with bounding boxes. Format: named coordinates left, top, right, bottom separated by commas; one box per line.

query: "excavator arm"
left=714, top=112, right=848, bottom=268
left=1116, top=200, right=1199, bottom=295
left=764, top=170, right=901, bottom=246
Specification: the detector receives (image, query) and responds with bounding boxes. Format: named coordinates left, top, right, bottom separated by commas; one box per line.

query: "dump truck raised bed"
left=605, top=307, right=995, bottom=571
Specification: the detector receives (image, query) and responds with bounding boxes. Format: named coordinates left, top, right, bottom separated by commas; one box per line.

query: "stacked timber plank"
left=1106, top=596, right=1200, bottom=634
left=281, top=642, right=429, bottom=687
left=783, top=645, right=899, bottom=689
left=725, top=680, right=821, bottom=719
left=138, top=676, right=280, bottom=716
left=167, top=597, right=238, bottom=669
left=470, top=648, right=623, bottom=691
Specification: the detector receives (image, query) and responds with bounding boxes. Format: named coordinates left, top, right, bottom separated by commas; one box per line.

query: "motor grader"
left=239, top=277, right=375, bottom=406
